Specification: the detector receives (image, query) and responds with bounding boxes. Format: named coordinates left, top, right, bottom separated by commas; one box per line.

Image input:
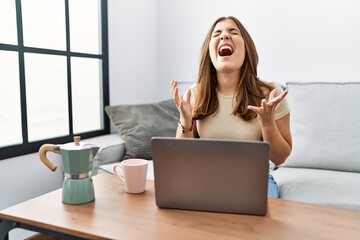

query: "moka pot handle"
left=39, top=144, right=60, bottom=171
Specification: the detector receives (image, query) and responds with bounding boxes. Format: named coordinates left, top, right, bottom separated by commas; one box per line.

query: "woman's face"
left=209, top=19, right=246, bottom=74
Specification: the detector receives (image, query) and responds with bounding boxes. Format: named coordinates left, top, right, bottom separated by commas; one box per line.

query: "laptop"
left=151, top=137, right=270, bottom=216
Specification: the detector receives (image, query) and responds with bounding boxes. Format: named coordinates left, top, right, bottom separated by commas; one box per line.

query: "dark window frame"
left=0, top=0, right=109, bottom=160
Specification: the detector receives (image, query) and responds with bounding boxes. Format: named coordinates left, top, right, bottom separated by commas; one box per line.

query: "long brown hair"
left=193, top=16, right=273, bottom=121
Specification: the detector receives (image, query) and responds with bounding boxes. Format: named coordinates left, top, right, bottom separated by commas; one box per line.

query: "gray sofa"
left=99, top=81, right=360, bottom=211
left=272, top=82, right=360, bottom=210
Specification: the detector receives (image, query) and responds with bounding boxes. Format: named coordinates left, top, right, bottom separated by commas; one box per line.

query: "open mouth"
left=218, top=45, right=234, bottom=57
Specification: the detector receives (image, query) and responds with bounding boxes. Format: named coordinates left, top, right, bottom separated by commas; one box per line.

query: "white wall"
left=156, top=0, right=360, bottom=100
left=108, top=0, right=159, bottom=105
left=107, top=0, right=360, bottom=104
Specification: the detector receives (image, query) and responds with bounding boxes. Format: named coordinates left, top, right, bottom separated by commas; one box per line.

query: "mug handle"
left=113, top=165, right=125, bottom=183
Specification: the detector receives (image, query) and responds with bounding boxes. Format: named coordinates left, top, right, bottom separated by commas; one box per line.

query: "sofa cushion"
left=105, top=99, right=179, bottom=160
left=283, top=82, right=360, bottom=172
left=272, top=167, right=360, bottom=210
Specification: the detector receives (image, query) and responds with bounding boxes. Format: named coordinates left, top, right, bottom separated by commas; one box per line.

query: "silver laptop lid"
left=151, top=137, right=269, bottom=216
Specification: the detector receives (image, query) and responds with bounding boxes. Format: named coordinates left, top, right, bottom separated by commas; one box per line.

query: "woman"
left=171, top=16, right=292, bottom=198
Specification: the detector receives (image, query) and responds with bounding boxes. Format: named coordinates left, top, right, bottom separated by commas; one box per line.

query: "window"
left=0, top=0, right=109, bottom=160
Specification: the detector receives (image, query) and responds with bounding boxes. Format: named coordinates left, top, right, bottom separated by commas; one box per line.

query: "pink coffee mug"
left=113, top=159, right=148, bottom=194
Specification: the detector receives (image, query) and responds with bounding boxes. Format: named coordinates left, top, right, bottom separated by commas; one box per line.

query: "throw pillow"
left=105, top=99, right=179, bottom=160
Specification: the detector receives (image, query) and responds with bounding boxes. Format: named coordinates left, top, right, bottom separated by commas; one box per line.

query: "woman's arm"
left=262, top=113, right=292, bottom=165
left=171, top=80, right=195, bottom=138
left=175, top=120, right=196, bottom=138
left=248, top=89, right=292, bottom=165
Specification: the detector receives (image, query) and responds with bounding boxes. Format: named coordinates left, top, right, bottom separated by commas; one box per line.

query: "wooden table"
left=1, top=173, right=360, bottom=240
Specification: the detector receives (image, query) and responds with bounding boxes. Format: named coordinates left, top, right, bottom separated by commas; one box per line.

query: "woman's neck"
left=216, top=71, right=240, bottom=96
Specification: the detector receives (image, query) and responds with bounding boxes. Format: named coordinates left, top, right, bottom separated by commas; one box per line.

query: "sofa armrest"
left=85, top=134, right=125, bottom=174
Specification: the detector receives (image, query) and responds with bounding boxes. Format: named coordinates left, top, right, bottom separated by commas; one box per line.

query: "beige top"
left=190, top=83, right=290, bottom=140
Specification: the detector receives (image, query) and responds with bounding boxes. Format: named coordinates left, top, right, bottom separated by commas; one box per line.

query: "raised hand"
left=171, top=80, right=193, bottom=128
left=247, top=89, right=288, bottom=125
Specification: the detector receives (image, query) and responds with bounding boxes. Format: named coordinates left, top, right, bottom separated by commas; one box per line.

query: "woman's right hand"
left=171, top=80, right=193, bottom=128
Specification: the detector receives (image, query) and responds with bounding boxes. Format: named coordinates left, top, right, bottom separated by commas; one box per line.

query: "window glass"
left=71, top=57, right=103, bottom=133
left=21, top=0, right=66, bottom=50
left=0, top=0, right=108, bottom=160
left=0, top=0, right=18, bottom=44
left=69, top=0, right=101, bottom=54
left=0, top=50, right=22, bottom=147
left=25, top=53, right=69, bottom=142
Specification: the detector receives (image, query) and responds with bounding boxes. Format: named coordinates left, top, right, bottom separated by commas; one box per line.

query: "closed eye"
left=212, top=30, right=221, bottom=38
left=229, top=28, right=241, bottom=35
left=212, top=28, right=240, bottom=37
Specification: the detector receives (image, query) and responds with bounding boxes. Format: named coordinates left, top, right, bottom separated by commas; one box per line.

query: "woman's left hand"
left=247, top=89, right=288, bottom=126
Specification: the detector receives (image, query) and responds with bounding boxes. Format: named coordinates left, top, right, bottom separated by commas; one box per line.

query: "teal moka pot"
left=39, top=136, right=99, bottom=204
